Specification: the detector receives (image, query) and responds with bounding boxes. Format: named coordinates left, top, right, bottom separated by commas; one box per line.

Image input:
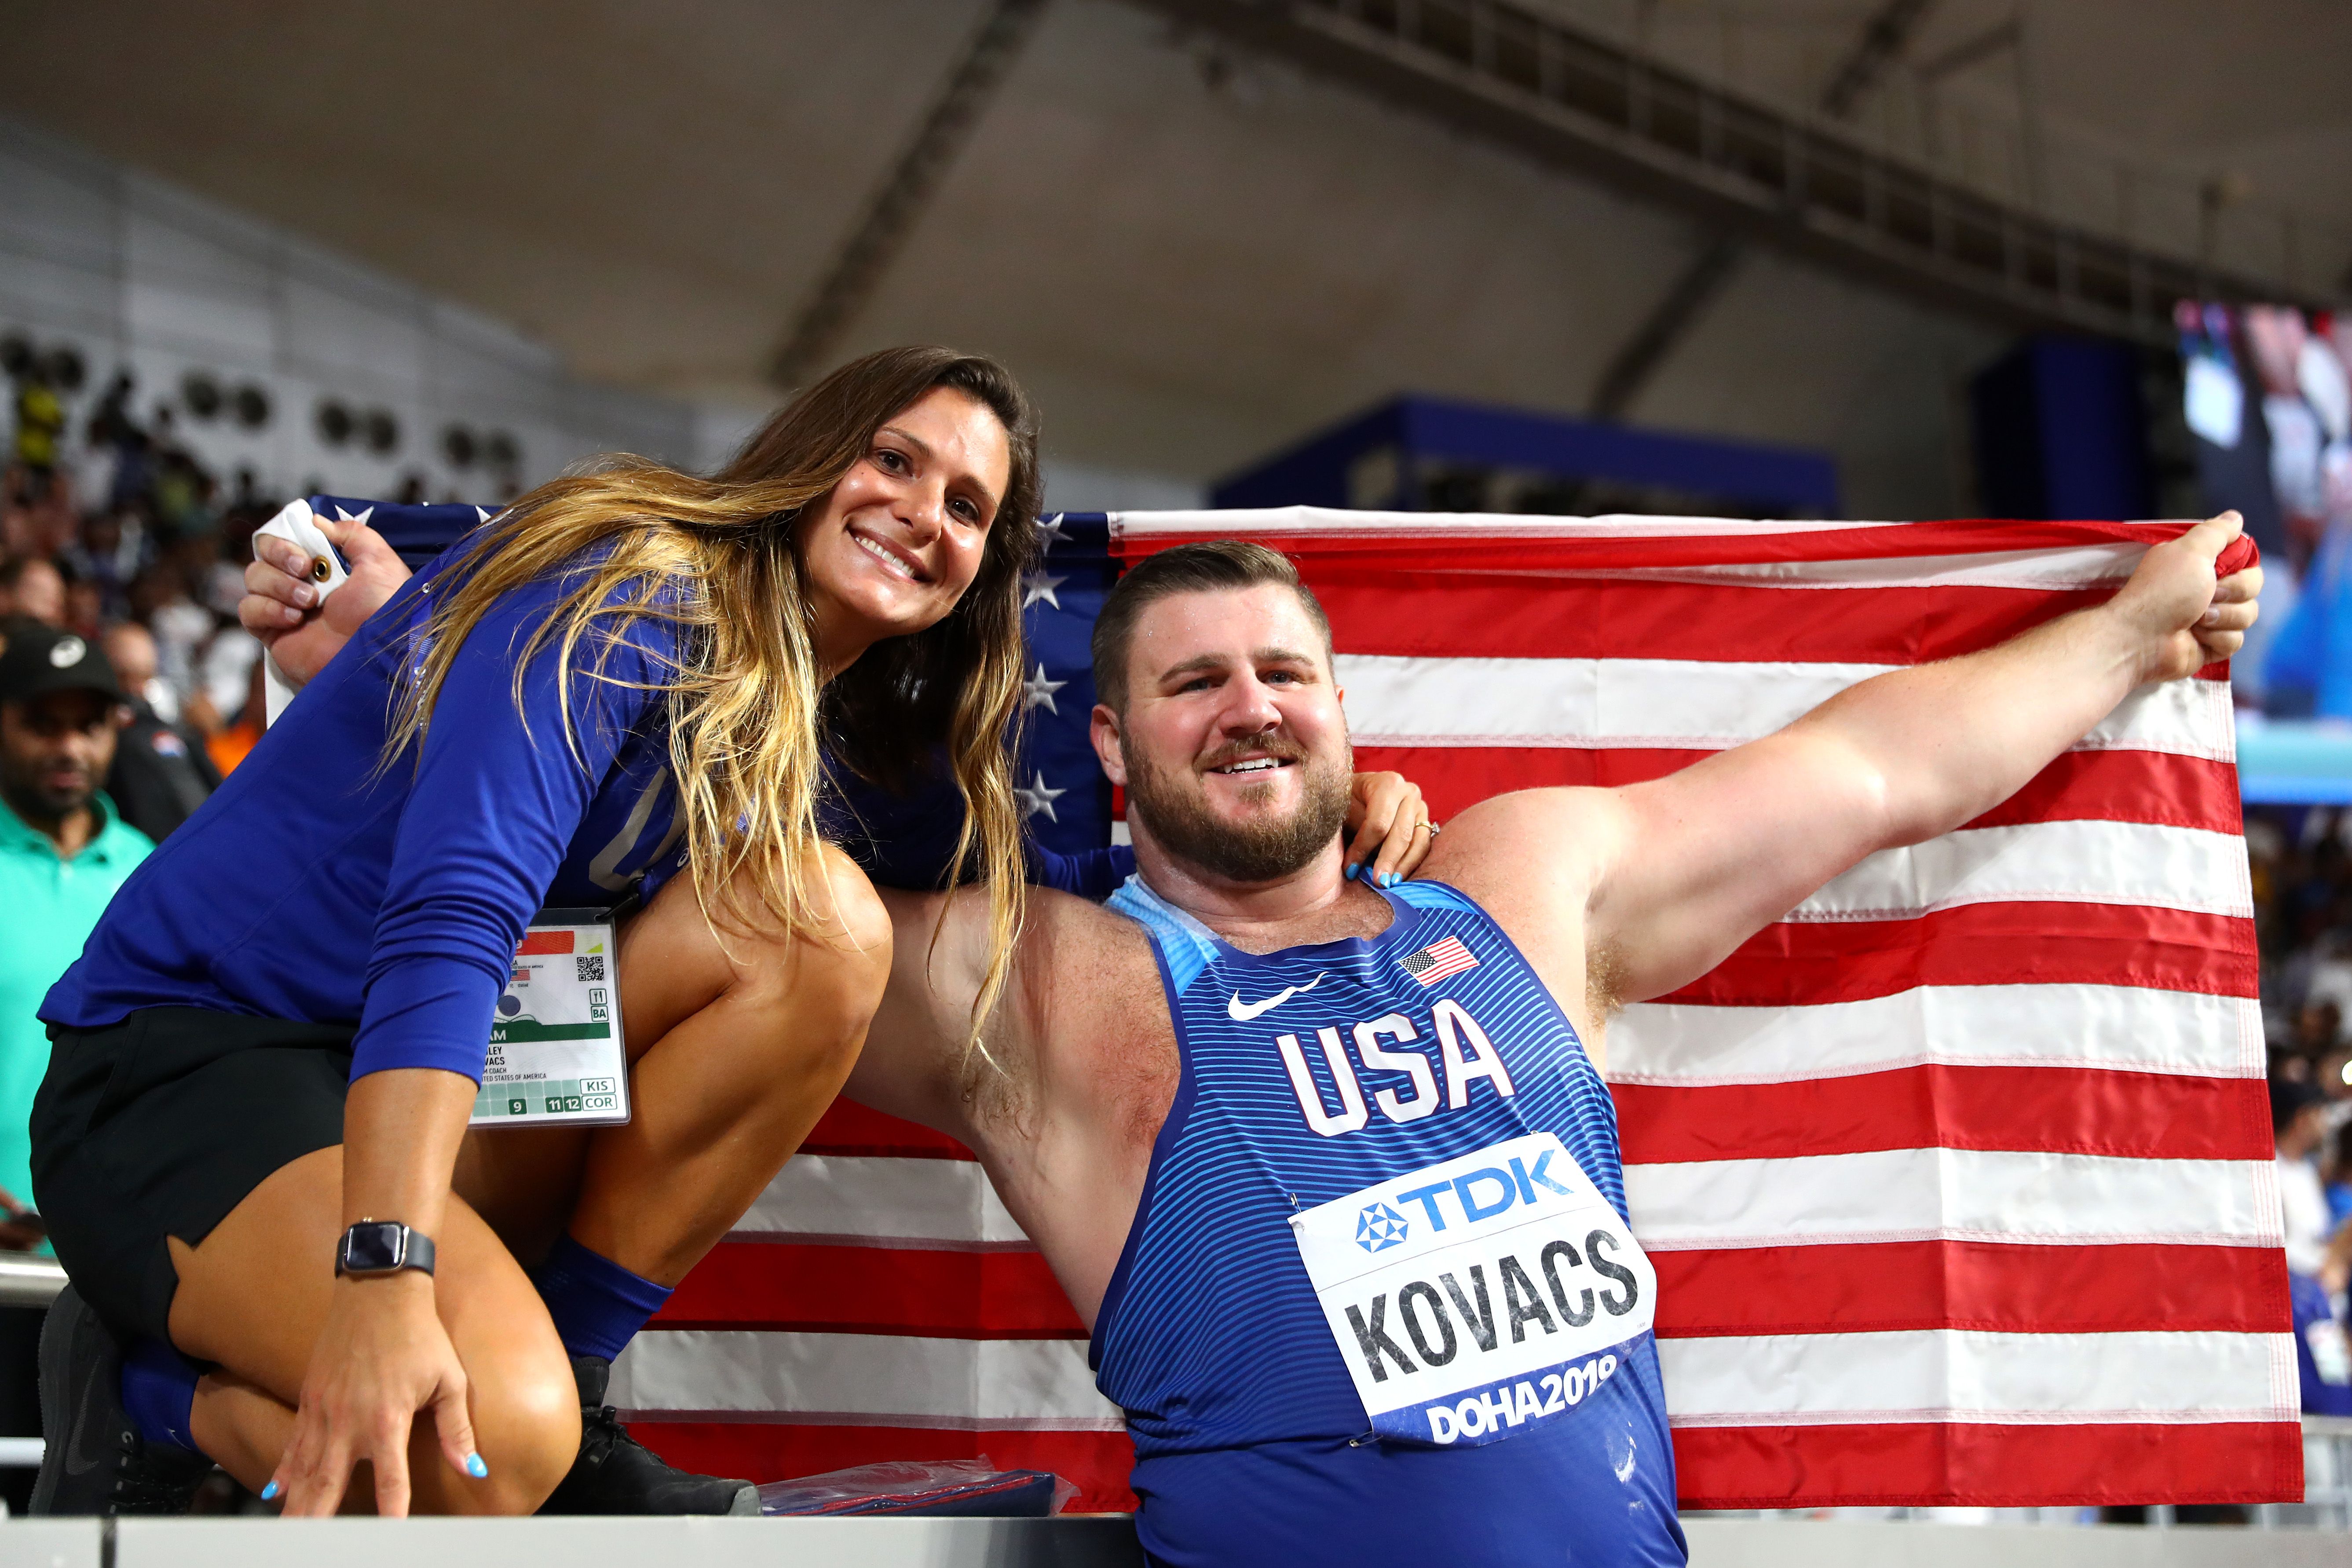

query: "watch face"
left=344, top=1223, right=404, bottom=1272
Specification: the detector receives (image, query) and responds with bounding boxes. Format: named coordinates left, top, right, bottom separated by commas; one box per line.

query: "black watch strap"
left=336, top=1221, right=436, bottom=1278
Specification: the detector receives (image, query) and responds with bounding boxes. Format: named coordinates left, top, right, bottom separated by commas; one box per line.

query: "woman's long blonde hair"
left=383, top=347, right=1042, bottom=1036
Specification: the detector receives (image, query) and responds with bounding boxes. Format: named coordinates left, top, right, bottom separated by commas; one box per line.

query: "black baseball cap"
left=0, top=622, right=122, bottom=705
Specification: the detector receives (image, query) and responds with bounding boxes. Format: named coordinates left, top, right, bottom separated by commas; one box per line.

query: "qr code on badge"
left=575, top=956, right=606, bottom=983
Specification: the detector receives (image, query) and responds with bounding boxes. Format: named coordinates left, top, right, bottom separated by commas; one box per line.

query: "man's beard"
left=1123, top=735, right=1353, bottom=883
left=0, top=768, right=93, bottom=830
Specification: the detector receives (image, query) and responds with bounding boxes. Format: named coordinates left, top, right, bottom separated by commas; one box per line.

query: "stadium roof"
left=6, top=0, right=2346, bottom=516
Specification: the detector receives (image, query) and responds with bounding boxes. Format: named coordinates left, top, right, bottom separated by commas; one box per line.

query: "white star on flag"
left=1022, top=663, right=1067, bottom=713
left=1015, top=771, right=1067, bottom=822
left=1035, top=513, right=1067, bottom=549
left=1021, top=571, right=1066, bottom=610
left=334, top=504, right=375, bottom=524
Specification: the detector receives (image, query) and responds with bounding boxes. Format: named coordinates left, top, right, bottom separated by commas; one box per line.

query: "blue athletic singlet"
left=1094, top=877, right=1686, bottom=1568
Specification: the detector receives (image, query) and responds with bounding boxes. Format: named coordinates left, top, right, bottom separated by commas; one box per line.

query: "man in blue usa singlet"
left=851, top=523, right=2258, bottom=1566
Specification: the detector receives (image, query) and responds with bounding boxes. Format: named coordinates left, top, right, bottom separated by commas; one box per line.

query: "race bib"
left=468, top=907, right=631, bottom=1128
left=1289, top=1132, right=1656, bottom=1447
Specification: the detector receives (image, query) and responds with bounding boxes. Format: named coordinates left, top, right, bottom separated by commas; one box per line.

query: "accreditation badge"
left=1288, top=1131, right=1656, bottom=1447
left=468, top=906, right=630, bottom=1128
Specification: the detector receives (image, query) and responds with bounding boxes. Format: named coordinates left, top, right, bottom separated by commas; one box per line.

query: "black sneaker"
left=30, top=1285, right=212, bottom=1516
left=538, top=1355, right=757, bottom=1515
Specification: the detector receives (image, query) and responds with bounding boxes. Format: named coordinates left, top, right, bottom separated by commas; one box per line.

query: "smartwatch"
left=335, top=1220, right=436, bottom=1279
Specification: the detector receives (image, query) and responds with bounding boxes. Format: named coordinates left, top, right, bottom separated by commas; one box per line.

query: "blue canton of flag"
left=311, top=495, right=499, bottom=570
left=1014, top=513, right=1116, bottom=855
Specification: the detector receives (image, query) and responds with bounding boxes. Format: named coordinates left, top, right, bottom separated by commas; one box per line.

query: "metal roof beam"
left=1590, top=0, right=1940, bottom=419
left=1588, top=232, right=1744, bottom=420
left=769, top=0, right=1053, bottom=391
left=1820, top=0, right=1941, bottom=119
left=1129, top=0, right=2333, bottom=347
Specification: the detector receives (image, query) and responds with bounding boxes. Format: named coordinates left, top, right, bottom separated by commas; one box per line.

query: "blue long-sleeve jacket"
left=359, top=494, right=1136, bottom=898
left=45, top=562, right=690, bottom=1082
left=47, top=499, right=1132, bottom=1082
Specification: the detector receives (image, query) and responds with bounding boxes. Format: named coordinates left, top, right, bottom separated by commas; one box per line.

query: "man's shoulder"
left=1411, top=790, right=1616, bottom=1034
left=1010, top=884, right=1169, bottom=1048
left=115, top=715, right=191, bottom=764
left=1423, top=786, right=1618, bottom=906
left=1022, top=880, right=1158, bottom=972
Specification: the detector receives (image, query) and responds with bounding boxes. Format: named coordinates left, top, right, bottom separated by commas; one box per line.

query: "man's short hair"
left=1091, top=540, right=1334, bottom=712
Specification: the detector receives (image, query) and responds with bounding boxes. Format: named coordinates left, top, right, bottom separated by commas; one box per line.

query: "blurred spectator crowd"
left=2254, top=805, right=2352, bottom=1192
left=2249, top=806, right=2352, bottom=1419
left=0, top=358, right=300, bottom=1483
left=7, top=362, right=277, bottom=827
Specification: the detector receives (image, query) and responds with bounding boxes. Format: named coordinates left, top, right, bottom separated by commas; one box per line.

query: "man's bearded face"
left=1122, top=724, right=1353, bottom=883
left=1106, top=584, right=1353, bottom=885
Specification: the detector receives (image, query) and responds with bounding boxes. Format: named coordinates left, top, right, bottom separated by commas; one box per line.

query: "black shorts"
left=31, top=1008, right=356, bottom=1345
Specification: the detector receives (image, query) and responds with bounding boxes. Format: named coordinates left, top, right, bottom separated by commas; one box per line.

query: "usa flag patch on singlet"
left=1399, top=936, right=1478, bottom=986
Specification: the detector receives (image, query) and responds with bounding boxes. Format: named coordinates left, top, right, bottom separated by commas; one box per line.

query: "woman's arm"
left=270, top=1068, right=483, bottom=1516
left=278, top=573, right=676, bottom=1510
left=355, top=580, right=669, bottom=1078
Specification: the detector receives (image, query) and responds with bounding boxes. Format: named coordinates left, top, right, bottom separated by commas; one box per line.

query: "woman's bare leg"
left=165, top=1148, right=580, bottom=1515
left=162, top=847, right=885, bottom=1509
left=183, top=1374, right=437, bottom=1516
left=183, top=1371, right=293, bottom=1493
left=457, top=844, right=891, bottom=1285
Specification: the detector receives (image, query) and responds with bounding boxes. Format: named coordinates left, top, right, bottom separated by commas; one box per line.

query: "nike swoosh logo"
left=1229, top=973, right=1324, bottom=1023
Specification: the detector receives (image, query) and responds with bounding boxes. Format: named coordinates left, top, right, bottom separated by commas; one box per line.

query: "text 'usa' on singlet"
left=1094, top=877, right=1686, bottom=1568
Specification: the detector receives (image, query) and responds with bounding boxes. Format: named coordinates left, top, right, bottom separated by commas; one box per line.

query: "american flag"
left=1399, top=935, right=1480, bottom=986
left=614, top=506, right=2296, bottom=1513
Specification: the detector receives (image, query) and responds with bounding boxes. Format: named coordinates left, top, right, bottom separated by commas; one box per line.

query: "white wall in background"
left=0, top=117, right=693, bottom=505
left=691, top=400, right=770, bottom=479
left=1041, top=461, right=1204, bottom=515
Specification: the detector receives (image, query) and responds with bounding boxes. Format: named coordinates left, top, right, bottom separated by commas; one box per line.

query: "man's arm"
left=849, top=884, right=1159, bottom=1161
left=846, top=887, right=995, bottom=1140
left=1435, top=515, right=2260, bottom=1020
left=847, top=884, right=1093, bottom=1138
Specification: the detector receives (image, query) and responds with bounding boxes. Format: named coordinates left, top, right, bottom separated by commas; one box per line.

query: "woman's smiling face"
left=797, top=384, right=1012, bottom=671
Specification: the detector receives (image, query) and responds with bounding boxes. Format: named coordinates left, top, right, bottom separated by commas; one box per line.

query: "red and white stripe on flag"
left=619, top=508, right=2294, bottom=1513
left=614, top=1096, right=1137, bottom=1509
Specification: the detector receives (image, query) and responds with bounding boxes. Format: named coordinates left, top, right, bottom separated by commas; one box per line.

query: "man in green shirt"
left=0, top=622, right=152, bottom=1229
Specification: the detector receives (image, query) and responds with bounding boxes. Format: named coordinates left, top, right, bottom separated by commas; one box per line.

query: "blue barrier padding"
left=2235, top=720, right=2352, bottom=803
left=1211, top=394, right=1838, bottom=516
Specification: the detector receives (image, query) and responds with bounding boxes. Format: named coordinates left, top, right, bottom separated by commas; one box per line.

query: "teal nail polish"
left=1377, top=870, right=1397, bottom=888
left=465, top=1453, right=489, bottom=1479
left=1343, top=862, right=1359, bottom=881
left=261, top=1480, right=279, bottom=1501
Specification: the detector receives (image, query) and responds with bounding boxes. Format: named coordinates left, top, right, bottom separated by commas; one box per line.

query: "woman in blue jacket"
left=32, top=347, right=1043, bottom=1518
